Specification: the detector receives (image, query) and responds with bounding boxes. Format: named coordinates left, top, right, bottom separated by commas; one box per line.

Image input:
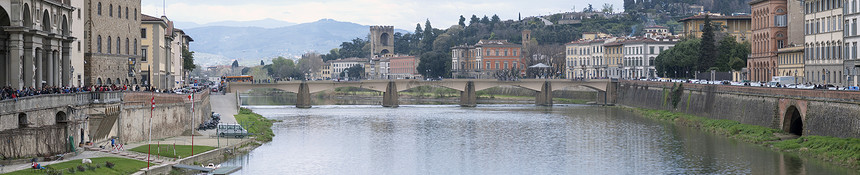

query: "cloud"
left=142, top=0, right=623, bottom=29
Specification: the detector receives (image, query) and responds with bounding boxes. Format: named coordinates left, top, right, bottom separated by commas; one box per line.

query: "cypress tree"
left=699, top=15, right=716, bottom=72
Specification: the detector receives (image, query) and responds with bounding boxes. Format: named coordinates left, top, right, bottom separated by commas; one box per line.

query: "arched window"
left=97, top=35, right=102, bottom=53
left=97, top=3, right=102, bottom=16
left=116, top=37, right=121, bottom=54
left=107, top=36, right=112, bottom=54
left=117, top=5, right=121, bottom=18
left=126, top=7, right=129, bottom=19
left=126, top=38, right=129, bottom=54
left=134, top=9, right=137, bottom=20
left=109, top=4, right=113, bottom=17
left=134, top=39, right=138, bottom=55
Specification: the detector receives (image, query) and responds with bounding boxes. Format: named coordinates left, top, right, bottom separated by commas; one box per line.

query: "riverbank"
left=623, top=107, right=860, bottom=170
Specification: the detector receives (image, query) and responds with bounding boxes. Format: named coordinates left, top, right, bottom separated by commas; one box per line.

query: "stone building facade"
left=804, top=0, right=844, bottom=85
left=749, top=0, right=788, bottom=82
left=369, top=26, right=393, bottom=57
left=170, top=28, right=191, bottom=87
left=0, top=0, right=76, bottom=89
left=83, top=0, right=142, bottom=86
left=844, top=0, right=860, bottom=86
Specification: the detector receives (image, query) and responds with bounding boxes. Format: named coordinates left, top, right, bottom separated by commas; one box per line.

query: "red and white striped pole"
left=148, top=92, right=154, bottom=170
left=189, top=93, right=194, bottom=156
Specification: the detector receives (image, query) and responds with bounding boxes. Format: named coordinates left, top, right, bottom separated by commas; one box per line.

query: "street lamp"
left=345, top=69, right=349, bottom=81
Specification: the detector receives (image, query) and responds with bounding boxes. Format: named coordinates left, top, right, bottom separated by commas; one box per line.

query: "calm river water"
left=221, top=104, right=856, bottom=175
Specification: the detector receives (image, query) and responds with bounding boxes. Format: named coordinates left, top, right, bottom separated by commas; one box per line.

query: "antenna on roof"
left=163, top=0, right=166, bottom=16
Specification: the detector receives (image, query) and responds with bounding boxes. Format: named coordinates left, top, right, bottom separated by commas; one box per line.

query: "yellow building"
left=777, top=46, right=804, bottom=83
left=320, top=62, right=332, bottom=80
left=604, top=42, right=624, bottom=79
left=140, top=14, right=175, bottom=89
left=679, top=14, right=751, bottom=43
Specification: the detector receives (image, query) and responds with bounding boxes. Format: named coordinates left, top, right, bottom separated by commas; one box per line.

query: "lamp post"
left=345, top=69, right=349, bottom=81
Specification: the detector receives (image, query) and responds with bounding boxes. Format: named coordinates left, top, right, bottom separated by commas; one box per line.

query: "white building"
left=844, top=0, right=860, bottom=86
left=621, top=38, right=676, bottom=79
left=804, top=0, right=844, bottom=85
left=329, top=57, right=368, bottom=78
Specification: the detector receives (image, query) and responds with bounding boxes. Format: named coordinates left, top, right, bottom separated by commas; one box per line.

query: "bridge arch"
left=783, top=105, right=804, bottom=136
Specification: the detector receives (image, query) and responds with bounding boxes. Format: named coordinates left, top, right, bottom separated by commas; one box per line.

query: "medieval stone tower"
left=370, top=26, right=395, bottom=57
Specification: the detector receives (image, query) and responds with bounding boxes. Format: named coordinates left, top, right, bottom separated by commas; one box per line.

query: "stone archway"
left=380, top=33, right=389, bottom=46
left=783, top=105, right=803, bottom=136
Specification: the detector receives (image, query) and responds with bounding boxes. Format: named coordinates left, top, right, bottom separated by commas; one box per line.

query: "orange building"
left=749, top=0, right=788, bottom=82
left=451, top=40, right=523, bottom=78
left=389, top=56, right=420, bottom=79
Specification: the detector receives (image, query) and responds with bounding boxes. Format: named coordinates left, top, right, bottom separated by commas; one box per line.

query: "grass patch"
left=628, top=107, right=860, bottom=170
left=630, top=108, right=781, bottom=143
left=129, top=144, right=217, bottom=159
left=770, top=136, right=860, bottom=169
left=235, top=108, right=277, bottom=142
left=3, top=157, right=149, bottom=175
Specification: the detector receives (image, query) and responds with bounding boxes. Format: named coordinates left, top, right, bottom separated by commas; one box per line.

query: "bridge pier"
left=536, top=81, right=553, bottom=106
left=604, top=79, right=618, bottom=105
left=383, top=81, right=399, bottom=107
left=459, top=81, right=477, bottom=107
left=297, top=82, right=312, bottom=108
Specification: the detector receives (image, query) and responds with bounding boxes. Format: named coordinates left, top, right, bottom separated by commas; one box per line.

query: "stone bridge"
left=229, top=79, right=617, bottom=108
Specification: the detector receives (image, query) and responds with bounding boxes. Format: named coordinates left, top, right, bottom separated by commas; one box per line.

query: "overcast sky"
left=141, top=0, right=623, bottom=29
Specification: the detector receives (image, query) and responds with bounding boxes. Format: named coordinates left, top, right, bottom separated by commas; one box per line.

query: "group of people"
left=0, top=84, right=203, bottom=101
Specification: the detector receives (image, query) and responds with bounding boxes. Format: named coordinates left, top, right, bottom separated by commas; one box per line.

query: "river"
left=220, top=104, right=856, bottom=174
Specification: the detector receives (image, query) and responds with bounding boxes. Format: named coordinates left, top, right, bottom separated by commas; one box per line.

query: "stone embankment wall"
left=617, top=80, right=860, bottom=138
left=119, top=91, right=212, bottom=143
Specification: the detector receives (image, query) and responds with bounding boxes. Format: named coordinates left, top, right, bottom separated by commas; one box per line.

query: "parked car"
left=217, top=124, right=248, bottom=138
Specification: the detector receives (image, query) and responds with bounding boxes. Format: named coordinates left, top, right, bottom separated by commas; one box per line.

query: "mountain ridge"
left=184, top=19, right=409, bottom=66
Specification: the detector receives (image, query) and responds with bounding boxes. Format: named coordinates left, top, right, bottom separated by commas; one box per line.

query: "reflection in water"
left=221, top=105, right=855, bottom=175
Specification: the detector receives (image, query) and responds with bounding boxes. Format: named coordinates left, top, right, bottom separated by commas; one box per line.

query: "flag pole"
left=148, top=92, right=154, bottom=170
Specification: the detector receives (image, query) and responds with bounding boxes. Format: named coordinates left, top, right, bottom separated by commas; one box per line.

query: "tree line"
left=655, top=15, right=749, bottom=78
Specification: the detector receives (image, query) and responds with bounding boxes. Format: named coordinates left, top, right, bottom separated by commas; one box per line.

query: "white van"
left=217, top=124, right=248, bottom=138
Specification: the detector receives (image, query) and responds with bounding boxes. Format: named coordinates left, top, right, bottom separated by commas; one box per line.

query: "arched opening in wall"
left=125, top=79, right=129, bottom=85
left=22, top=4, right=31, bottom=28
left=133, top=78, right=138, bottom=85
left=380, top=33, right=390, bottom=46
left=61, top=16, right=68, bottom=35
left=240, top=88, right=298, bottom=106
left=18, top=113, right=28, bottom=128
left=42, top=10, right=50, bottom=32
left=97, top=78, right=102, bottom=85
left=380, top=49, right=390, bottom=55
left=106, top=78, right=112, bottom=85
left=0, top=6, right=9, bottom=86
left=55, top=111, right=68, bottom=123
left=783, top=106, right=803, bottom=136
